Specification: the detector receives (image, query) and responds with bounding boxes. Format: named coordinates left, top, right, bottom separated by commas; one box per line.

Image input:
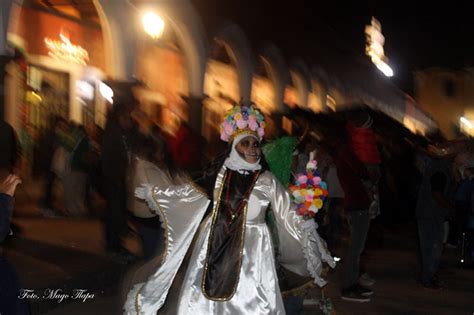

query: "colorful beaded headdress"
left=220, top=104, right=266, bottom=142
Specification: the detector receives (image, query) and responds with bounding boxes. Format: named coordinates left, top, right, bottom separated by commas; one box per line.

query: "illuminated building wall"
left=251, top=76, right=276, bottom=115
left=414, top=68, right=470, bottom=139
left=283, top=86, right=298, bottom=108
left=135, top=42, right=188, bottom=133
left=2, top=0, right=435, bottom=145
left=13, top=7, right=105, bottom=70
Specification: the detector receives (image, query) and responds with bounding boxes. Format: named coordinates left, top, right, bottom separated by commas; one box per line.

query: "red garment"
left=332, top=141, right=371, bottom=210
left=167, top=124, right=200, bottom=169
left=347, top=123, right=381, bottom=164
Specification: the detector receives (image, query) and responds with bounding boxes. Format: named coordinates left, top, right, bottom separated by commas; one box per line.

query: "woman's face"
left=235, top=136, right=261, bottom=164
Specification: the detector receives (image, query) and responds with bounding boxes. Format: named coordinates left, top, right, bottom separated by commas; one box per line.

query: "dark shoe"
left=445, top=242, right=458, bottom=249
left=432, top=277, right=445, bottom=287
left=422, top=281, right=443, bottom=291
left=341, top=287, right=371, bottom=302
left=354, top=284, right=374, bottom=297
left=359, top=273, right=376, bottom=286
left=107, top=248, right=137, bottom=264
left=5, top=222, right=22, bottom=240
left=41, top=208, right=62, bottom=218
left=435, top=269, right=453, bottom=276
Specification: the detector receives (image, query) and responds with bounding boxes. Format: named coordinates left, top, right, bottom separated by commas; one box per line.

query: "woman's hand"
left=0, top=174, right=22, bottom=197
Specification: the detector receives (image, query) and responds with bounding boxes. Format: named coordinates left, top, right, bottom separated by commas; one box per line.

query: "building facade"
left=1, top=0, right=436, bottom=163
left=415, top=67, right=474, bottom=139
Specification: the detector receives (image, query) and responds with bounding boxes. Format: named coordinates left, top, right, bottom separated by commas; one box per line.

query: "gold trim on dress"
left=201, top=170, right=258, bottom=301
left=151, top=187, right=170, bottom=266
left=134, top=188, right=170, bottom=314
left=201, top=202, right=249, bottom=302
left=189, top=181, right=209, bottom=198
left=201, top=170, right=229, bottom=301
left=134, top=283, right=146, bottom=315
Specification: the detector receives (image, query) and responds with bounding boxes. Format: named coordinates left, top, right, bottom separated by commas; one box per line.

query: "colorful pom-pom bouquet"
left=289, top=159, right=328, bottom=217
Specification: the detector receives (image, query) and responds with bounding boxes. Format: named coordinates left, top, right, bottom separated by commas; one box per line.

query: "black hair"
left=134, top=125, right=185, bottom=184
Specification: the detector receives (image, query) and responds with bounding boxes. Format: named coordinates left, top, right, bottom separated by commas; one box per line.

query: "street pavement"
left=2, top=178, right=473, bottom=314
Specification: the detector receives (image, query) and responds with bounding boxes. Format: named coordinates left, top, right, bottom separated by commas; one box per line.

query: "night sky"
left=191, top=0, right=474, bottom=94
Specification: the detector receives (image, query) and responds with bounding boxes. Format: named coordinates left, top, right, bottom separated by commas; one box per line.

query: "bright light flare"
left=76, top=80, right=94, bottom=101
left=143, top=12, right=165, bottom=39
left=460, top=116, right=472, bottom=129
left=376, top=62, right=394, bottom=77
left=365, top=17, right=394, bottom=77
left=99, top=82, right=114, bottom=104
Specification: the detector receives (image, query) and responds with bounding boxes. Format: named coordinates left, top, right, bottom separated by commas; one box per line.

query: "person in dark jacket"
left=0, top=172, right=29, bottom=314
left=0, top=120, right=19, bottom=172
left=0, top=174, right=21, bottom=241
left=415, top=148, right=453, bottom=290
left=101, top=96, right=138, bottom=263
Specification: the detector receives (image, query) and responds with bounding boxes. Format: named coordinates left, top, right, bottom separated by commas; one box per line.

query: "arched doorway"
left=288, top=58, right=311, bottom=109
left=134, top=17, right=189, bottom=136
left=252, top=43, right=291, bottom=137
left=106, top=0, right=208, bottom=135
left=203, top=41, right=240, bottom=156
left=251, top=56, right=279, bottom=137
left=202, top=22, right=254, bottom=156
left=5, top=0, right=109, bottom=172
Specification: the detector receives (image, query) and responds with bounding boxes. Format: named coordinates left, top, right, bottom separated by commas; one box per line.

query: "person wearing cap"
left=124, top=104, right=335, bottom=314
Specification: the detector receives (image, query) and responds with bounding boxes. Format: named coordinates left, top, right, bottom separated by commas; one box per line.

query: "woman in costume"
left=124, top=105, right=335, bottom=315
left=127, top=125, right=187, bottom=260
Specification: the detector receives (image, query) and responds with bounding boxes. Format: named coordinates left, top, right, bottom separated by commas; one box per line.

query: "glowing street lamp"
left=143, top=12, right=165, bottom=39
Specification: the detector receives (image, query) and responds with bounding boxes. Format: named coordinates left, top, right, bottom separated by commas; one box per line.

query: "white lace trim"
left=123, top=283, right=143, bottom=315
left=300, top=220, right=336, bottom=287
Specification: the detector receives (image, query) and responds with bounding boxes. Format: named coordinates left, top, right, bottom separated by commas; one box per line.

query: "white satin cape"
left=124, top=167, right=335, bottom=315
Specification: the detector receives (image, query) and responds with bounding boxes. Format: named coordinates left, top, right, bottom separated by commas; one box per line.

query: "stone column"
left=95, top=0, right=138, bottom=80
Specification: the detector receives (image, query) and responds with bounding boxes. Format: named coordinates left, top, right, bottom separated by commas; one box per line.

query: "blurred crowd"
left=1, top=89, right=474, bottom=312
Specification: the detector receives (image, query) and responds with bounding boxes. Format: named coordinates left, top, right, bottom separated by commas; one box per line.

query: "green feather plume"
left=262, top=136, right=297, bottom=187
